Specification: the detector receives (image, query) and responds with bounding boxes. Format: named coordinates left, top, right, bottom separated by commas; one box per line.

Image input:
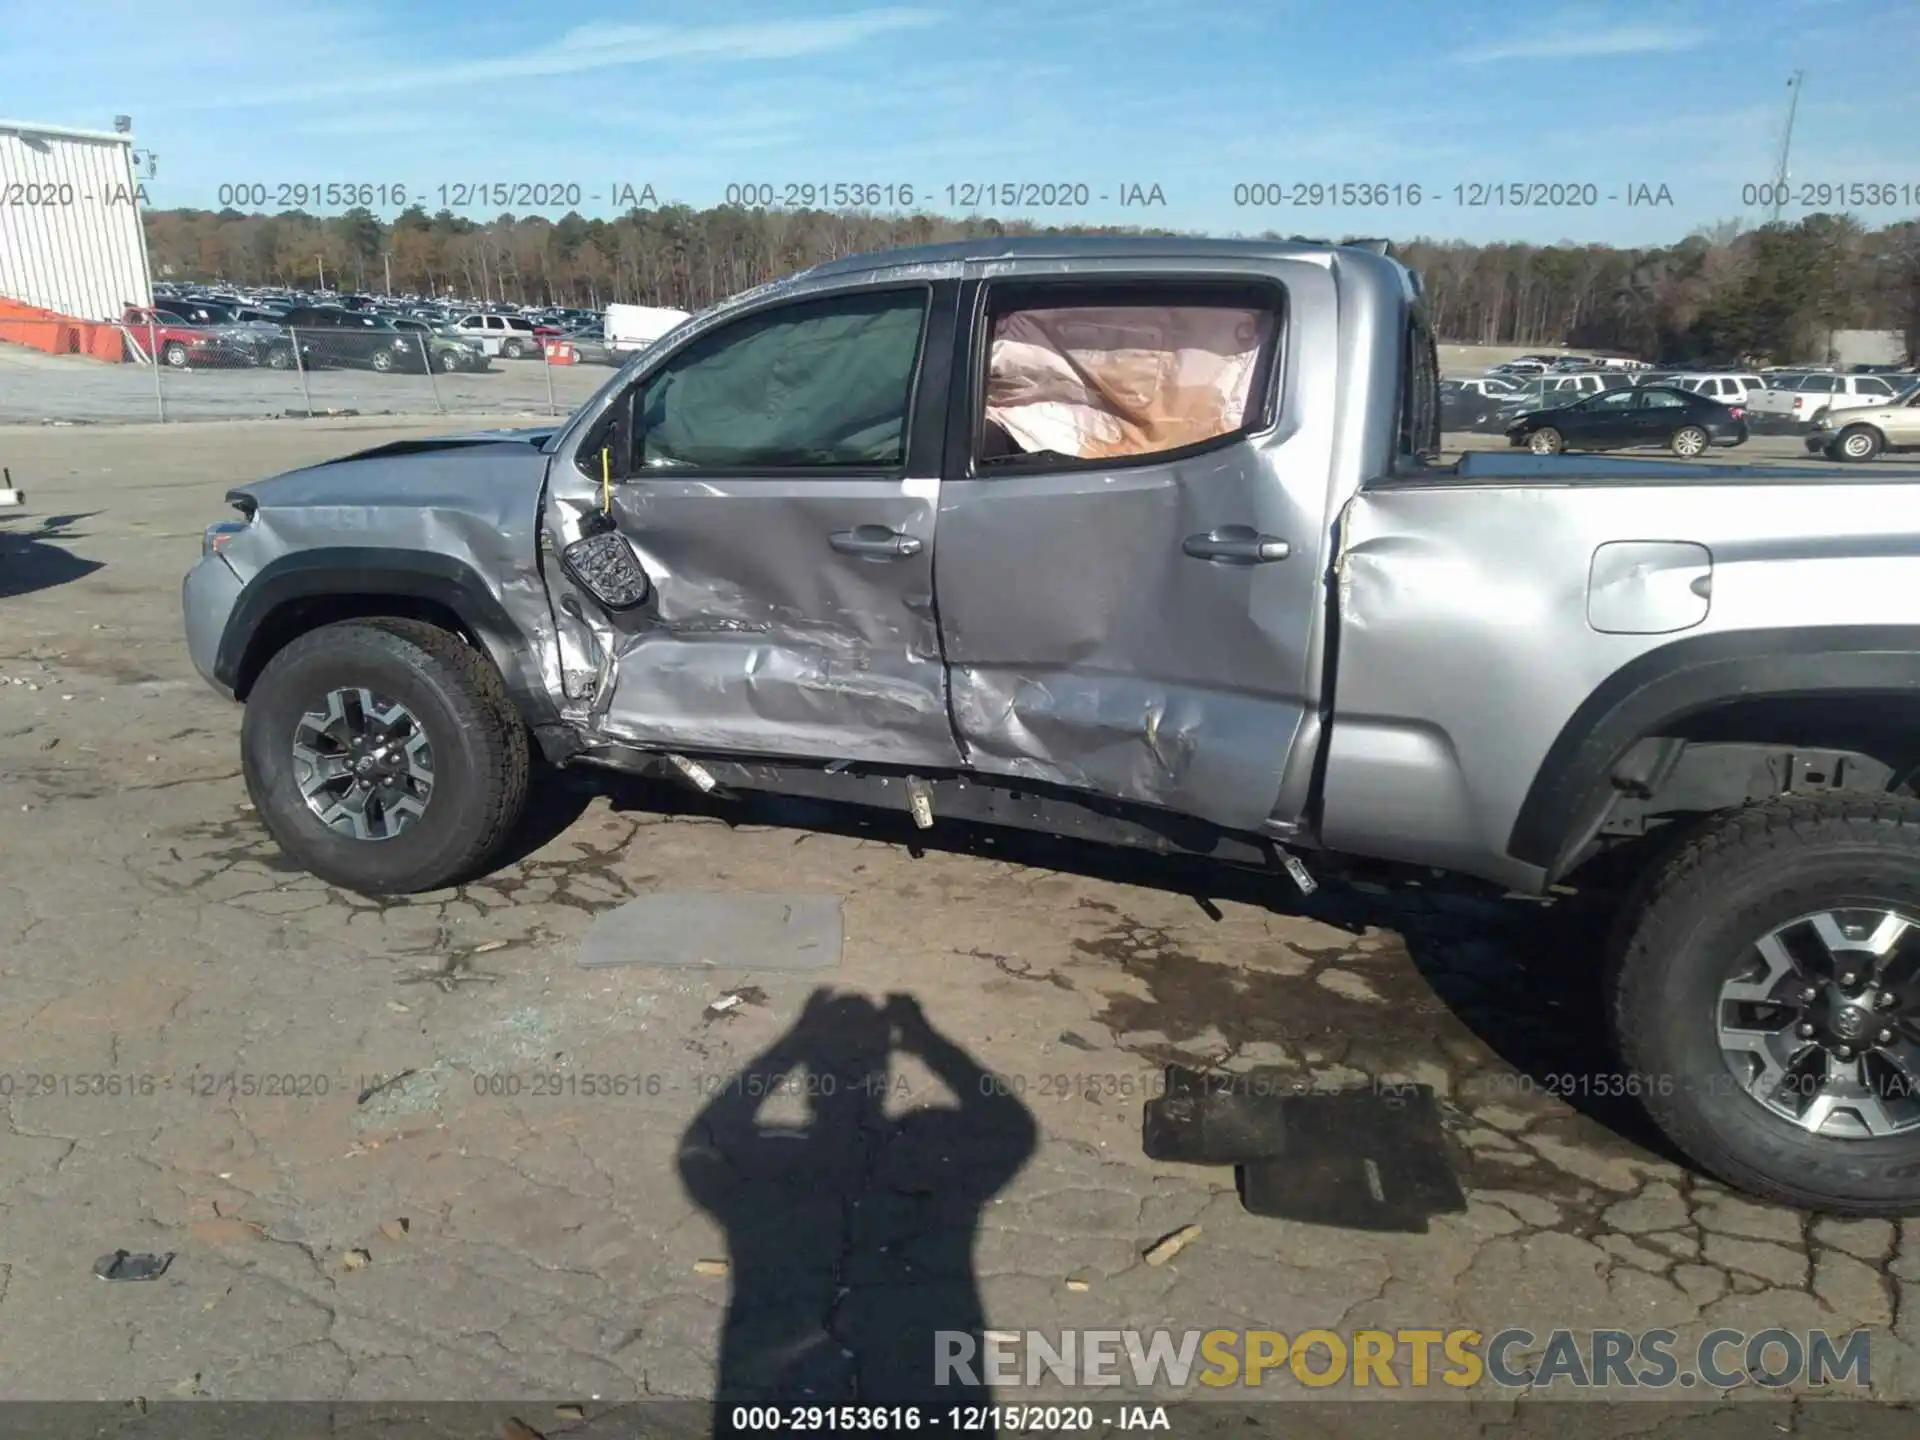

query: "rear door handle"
left=1182, top=527, right=1291, bottom=564
left=830, top=525, right=923, bottom=558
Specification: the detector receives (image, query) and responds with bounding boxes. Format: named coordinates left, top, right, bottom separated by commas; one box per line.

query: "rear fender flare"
left=1507, top=626, right=1920, bottom=877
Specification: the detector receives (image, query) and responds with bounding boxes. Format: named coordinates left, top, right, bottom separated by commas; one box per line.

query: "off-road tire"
left=241, top=619, right=530, bottom=895
left=1610, top=795, right=1920, bottom=1214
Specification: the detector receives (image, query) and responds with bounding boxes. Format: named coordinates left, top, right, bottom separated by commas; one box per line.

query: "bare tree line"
left=140, top=204, right=1920, bottom=364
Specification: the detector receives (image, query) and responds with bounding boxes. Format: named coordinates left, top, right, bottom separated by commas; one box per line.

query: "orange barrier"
left=0, top=297, right=128, bottom=362
left=543, top=340, right=577, bottom=365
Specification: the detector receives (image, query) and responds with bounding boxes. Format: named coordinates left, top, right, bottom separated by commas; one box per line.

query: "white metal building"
left=0, top=118, right=153, bottom=322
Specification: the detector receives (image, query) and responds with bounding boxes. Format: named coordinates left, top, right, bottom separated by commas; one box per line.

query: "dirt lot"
left=1, top=419, right=1917, bottom=1428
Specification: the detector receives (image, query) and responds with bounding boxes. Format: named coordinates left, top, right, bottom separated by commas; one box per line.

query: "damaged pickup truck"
left=183, top=235, right=1920, bottom=1214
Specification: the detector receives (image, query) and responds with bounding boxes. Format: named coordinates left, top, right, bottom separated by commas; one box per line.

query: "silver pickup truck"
left=182, top=236, right=1920, bottom=1216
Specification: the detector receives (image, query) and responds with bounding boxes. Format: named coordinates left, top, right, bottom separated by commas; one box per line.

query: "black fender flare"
left=1507, top=626, right=1920, bottom=875
left=212, top=547, right=560, bottom=728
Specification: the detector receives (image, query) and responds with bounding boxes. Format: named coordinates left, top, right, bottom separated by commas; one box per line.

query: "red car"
left=121, top=306, right=261, bottom=368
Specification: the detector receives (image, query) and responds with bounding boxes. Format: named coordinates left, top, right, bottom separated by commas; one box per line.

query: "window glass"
left=1802, top=375, right=1837, bottom=392
left=1858, top=378, right=1893, bottom=395
left=633, top=288, right=927, bottom=470
left=485, top=316, right=506, bottom=330
left=1587, top=389, right=1639, bottom=410
left=1642, top=389, right=1688, bottom=408
left=1400, top=310, right=1439, bottom=457
left=980, top=299, right=1278, bottom=463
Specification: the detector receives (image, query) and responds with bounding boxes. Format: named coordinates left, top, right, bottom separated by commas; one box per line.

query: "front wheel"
left=503, top=339, right=526, bottom=359
left=1611, top=796, right=1920, bottom=1214
left=241, top=620, right=530, bottom=895
left=1834, top=425, right=1884, bottom=462
left=1527, top=427, right=1564, bottom=455
left=370, top=349, right=395, bottom=373
left=438, top=349, right=461, bottom=372
left=162, top=341, right=188, bottom=368
left=1671, top=425, right=1709, bottom=457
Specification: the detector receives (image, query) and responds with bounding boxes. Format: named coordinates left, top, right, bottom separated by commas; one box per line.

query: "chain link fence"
left=0, top=315, right=619, bottom=425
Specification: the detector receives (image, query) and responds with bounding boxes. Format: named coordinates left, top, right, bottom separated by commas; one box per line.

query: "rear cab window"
left=964, top=278, right=1285, bottom=473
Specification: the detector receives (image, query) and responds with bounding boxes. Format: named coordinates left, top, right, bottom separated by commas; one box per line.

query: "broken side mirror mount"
left=562, top=520, right=651, bottom=610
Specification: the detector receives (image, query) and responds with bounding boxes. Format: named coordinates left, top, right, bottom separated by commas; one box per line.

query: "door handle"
left=1182, top=527, right=1291, bottom=564
left=829, top=525, right=923, bottom=558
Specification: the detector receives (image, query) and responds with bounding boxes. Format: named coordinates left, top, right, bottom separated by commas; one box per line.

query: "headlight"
left=203, top=520, right=249, bottom=557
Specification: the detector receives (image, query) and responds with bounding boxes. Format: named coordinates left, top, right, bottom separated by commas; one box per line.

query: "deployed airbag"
left=986, top=306, right=1271, bottom=460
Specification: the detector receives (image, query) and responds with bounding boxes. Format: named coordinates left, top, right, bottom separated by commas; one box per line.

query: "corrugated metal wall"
left=0, top=123, right=153, bottom=323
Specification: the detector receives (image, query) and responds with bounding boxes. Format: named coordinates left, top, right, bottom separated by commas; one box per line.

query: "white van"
left=605, top=304, right=691, bottom=354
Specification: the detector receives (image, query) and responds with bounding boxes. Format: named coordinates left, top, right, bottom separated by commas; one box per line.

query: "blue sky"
left=2, top=0, right=1916, bottom=246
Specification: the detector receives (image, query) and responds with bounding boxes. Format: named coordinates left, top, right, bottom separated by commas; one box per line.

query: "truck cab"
left=183, top=236, right=1920, bottom=1216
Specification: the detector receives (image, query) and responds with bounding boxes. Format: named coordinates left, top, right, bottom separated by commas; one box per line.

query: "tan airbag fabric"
left=986, top=306, right=1271, bottom=460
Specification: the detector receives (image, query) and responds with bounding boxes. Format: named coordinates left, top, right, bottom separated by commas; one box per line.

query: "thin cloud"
left=174, top=8, right=942, bottom=110
left=1451, top=23, right=1710, bottom=64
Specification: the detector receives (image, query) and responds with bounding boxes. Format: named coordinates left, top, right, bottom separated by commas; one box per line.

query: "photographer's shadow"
left=677, top=990, right=1037, bottom=1425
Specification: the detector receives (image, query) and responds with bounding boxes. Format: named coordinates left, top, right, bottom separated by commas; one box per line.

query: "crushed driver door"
left=540, top=280, right=965, bottom=769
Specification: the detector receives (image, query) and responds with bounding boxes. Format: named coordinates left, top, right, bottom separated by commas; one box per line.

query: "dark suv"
left=270, top=306, right=433, bottom=373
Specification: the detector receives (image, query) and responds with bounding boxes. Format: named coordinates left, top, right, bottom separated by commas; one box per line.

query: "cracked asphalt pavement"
left=2, top=419, right=1917, bottom=1428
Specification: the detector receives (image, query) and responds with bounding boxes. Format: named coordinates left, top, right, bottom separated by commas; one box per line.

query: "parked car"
left=184, top=234, right=1920, bottom=1216
left=1743, top=371, right=1906, bottom=429
left=559, top=322, right=621, bottom=366
left=273, top=306, right=432, bottom=373
left=1506, top=383, right=1748, bottom=455
left=120, top=306, right=263, bottom=368
left=1440, top=379, right=1499, bottom=431
left=1805, top=380, right=1920, bottom=460
left=1490, top=359, right=1546, bottom=377
left=1453, top=376, right=1528, bottom=401
left=391, top=318, right=492, bottom=373
left=1667, top=372, right=1768, bottom=404
left=449, top=311, right=542, bottom=358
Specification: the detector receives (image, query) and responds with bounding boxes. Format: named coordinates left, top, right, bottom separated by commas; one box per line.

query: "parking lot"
left=2, top=417, right=1918, bottom=1422
left=0, top=342, right=612, bottom=425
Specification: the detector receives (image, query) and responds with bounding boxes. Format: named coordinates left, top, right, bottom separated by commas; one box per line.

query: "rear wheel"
left=1671, top=425, right=1709, bottom=457
left=1527, top=427, right=1564, bottom=455
left=241, top=620, right=530, bottom=895
left=1834, top=425, right=1883, bottom=462
left=1611, top=796, right=1920, bottom=1214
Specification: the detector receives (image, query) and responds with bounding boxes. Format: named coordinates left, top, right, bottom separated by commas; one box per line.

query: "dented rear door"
left=932, top=262, right=1340, bottom=832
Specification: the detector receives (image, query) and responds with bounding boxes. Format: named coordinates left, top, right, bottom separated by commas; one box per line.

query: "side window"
left=459, top=316, right=482, bottom=331
left=1804, top=375, right=1837, bottom=393
left=621, top=287, right=928, bottom=472
left=485, top=316, right=506, bottom=331
left=973, top=281, right=1283, bottom=468
left=1859, top=378, right=1893, bottom=396
left=1643, top=390, right=1687, bottom=409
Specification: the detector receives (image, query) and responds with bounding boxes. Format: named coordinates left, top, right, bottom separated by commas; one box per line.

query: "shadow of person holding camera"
left=677, top=989, right=1038, bottom=1430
